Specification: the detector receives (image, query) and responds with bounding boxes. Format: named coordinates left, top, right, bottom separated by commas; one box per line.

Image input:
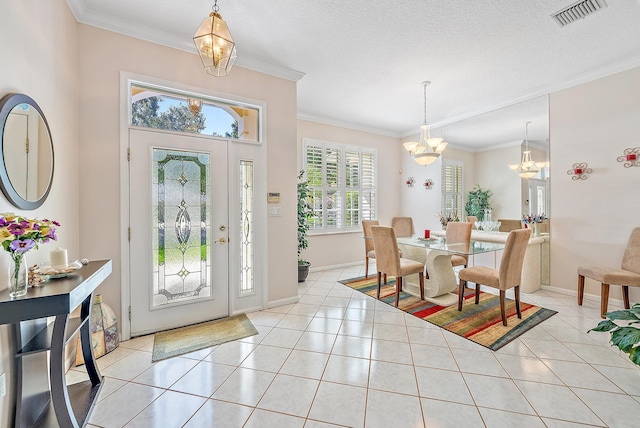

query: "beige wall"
left=549, top=66, right=640, bottom=300
left=297, top=120, right=401, bottom=268
left=0, top=0, right=81, bottom=425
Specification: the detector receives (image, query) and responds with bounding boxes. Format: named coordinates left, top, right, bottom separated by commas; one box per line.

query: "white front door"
left=129, top=128, right=229, bottom=336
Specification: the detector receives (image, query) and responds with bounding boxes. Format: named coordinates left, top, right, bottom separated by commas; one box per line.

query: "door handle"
left=214, top=237, right=228, bottom=244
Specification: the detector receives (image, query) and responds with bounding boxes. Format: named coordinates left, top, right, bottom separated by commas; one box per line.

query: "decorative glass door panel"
left=129, top=129, right=228, bottom=336
left=152, top=149, right=211, bottom=307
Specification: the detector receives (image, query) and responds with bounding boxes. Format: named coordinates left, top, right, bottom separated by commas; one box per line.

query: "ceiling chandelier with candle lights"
left=508, top=121, right=546, bottom=179
left=403, top=81, right=447, bottom=166
left=193, top=0, right=237, bottom=77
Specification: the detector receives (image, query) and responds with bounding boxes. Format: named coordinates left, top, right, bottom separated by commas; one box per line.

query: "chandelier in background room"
left=509, top=121, right=546, bottom=178
left=193, top=0, right=237, bottom=77
left=403, top=81, right=447, bottom=166
left=187, top=98, right=203, bottom=114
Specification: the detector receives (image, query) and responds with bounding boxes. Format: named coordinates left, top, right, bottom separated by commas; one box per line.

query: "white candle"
left=50, top=247, right=68, bottom=267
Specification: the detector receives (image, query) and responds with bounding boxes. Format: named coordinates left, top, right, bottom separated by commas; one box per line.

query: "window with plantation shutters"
left=441, top=160, right=463, bottom=219
left=303, top=139, right=376, bottom=233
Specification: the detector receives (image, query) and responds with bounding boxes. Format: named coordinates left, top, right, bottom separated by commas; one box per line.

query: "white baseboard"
left=231, top=306, right=263, bottom=316
left=309, top=261, right=363, bottom=272
left=267, top=295, right=299, bottom=309
left=540, top=284, right=624, bottom=307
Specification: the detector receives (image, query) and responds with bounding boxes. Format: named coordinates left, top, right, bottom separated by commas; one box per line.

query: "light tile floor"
left=74, top=265, right=640, bottom=427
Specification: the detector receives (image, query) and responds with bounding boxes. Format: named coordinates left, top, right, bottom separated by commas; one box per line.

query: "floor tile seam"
left=570, top=383, right=640, bottom=401
left=540, top=416, right=607, bottom=427
left=590, top=363, right=640, bottom=394
left=494, top=353, right=567, bottom=386
left=542, top=359, right=640, bottom=396
left=258, top=371, right=324, bottom=422
left=512, top=378, right=607, bottom=426
left=474, top=405, right=549, bottom=422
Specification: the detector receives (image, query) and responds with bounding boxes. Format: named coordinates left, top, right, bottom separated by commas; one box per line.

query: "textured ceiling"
left=66, top=0, right=640, bottom=148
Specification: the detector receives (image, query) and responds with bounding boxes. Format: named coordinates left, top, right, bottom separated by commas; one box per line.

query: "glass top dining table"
left=390, top=237, right=505, bottom=306
left=395, top=237, right=505, bottom=255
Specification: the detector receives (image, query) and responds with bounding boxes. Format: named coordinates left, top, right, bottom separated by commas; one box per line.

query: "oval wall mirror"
left=0, top=93, right=54, bottom=210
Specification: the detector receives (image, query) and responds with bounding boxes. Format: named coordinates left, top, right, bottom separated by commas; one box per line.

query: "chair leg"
left=376, top=272, right=382, bottom=299
left=514, top=286, right=521, bottom=319
left=601, top=283, right=610, bottom=319
left=475, top=283, right=480, bottom=304
left=365, top=257, right=369, bottom=278
left=419, top=272, right=424, bottom=300
left=623, top=286, right=630, bottom=309
left=578, top=274, right=585, bottom=305
left=395, top=277, right=402, bottom=307
left=458, top=279, right=466, bottom=311
left=500, top=290, right=508, bottom=326
left=384, top=273, right=387, bottom=285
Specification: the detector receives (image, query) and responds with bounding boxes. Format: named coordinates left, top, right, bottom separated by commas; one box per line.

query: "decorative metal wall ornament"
left=405, top=177, right=415, bottom=187
left=617, top=147, right=639, bottom=168
left=423, top=178, right=434, bottom=189
left=193, top=0, right=237, bottom=77
left=567, top=162, right=592, bottom=180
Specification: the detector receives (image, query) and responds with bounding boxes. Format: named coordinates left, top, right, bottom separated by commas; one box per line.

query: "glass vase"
left=533, top=223, right=540, bottom=237
left=8, top=253, right=28, bottom=298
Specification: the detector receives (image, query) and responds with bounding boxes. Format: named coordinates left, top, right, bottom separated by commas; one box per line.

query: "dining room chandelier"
left=509, top=121, right=545, bottom=179
left=193, top=0, right=237, bottom=77
left=403, top=81, right=447, bottom=166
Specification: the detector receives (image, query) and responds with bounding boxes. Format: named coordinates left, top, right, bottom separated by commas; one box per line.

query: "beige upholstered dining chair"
left=371, top=226, right=425, bottom=307
left=362, top=220, right=382, bottom=280
left=458, top=229, right=532, bottom=326
left=391, top=217, right=414, bottom=238
left=466, top=216, right=478, bottom=229
left=578, top=227, right=640, bottom=318
left=499, top=219, right=523, bottom=232
left=446, top=222, right=472, bottom=269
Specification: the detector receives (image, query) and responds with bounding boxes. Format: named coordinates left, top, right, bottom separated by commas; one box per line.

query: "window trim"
left=302, top=138, right=377, bottom=235
left=441, top=159, right=464, bottom=219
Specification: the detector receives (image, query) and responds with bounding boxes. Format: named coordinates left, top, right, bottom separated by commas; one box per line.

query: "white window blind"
left=303, top=139, right=376, bottom=233
left=441, top=160, right=463, bottom=219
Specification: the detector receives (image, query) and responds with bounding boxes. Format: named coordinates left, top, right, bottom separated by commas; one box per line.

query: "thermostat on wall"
left=267, top=192, right=280, bottom=203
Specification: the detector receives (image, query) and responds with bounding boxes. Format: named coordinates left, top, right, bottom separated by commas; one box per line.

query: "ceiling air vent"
left=551, top=0, right=608, bottom=27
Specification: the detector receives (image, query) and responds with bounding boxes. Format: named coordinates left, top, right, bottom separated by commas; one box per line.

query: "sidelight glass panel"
left=152, top=148, right=211, bottom=307
left=239, top=160, right=254, bottom=295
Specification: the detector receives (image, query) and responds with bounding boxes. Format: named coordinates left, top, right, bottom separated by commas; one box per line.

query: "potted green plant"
left=465, top=185, right=492, bottom=221
left=297, top=170, right=313, bottom=282
left=589, top=304, right=640, bottom=366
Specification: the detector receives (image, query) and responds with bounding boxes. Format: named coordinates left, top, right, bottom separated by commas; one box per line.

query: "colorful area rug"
left=152, top=314, right=258, bottom=362
left=339, top=276, right=557, bottom=351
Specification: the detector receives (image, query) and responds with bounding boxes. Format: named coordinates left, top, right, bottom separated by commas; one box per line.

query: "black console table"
left=0, top=260, right=112, bottom=427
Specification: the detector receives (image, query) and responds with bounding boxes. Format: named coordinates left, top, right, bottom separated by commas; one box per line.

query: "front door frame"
left=119, top=72, right=268, bottom=340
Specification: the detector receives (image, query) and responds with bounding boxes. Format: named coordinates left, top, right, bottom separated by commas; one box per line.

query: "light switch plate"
left=269, top=207, right=282, bottom=217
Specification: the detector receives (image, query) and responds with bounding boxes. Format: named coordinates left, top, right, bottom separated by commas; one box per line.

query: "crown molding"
left=297, top=113, right=401, bottom=138
left=66, top=0, right=305, bottom=82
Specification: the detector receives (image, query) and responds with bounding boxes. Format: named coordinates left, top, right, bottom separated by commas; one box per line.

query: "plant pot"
left=298, top=262, right=310, bottom=282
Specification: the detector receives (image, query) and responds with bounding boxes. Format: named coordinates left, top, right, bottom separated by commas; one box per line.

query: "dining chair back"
left=466, top=216, right=478, bottom=229
left=371, top=226, right=424, bottom=307
left=362, top=220, right=379, bottom=278
left=458, top=228, right=532, bottom=325
left=446, top=222, right=472, bottom=268
left=578, top=226, right=640, bottom=318
left=498, top=219, right=523, bottom=232
left=391, top=217, right=414, bottom=238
